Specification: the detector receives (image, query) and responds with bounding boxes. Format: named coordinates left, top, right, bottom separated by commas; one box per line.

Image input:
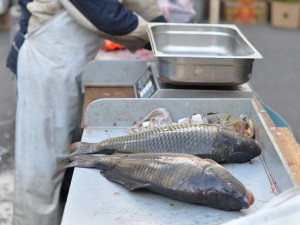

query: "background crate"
left=224, top=0, right=268, bottom=24
left=271, top=1, right=300, bottom=29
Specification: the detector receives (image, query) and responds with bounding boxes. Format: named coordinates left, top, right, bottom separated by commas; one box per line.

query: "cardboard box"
left=0, top=11, right=10, bottom=30
left=271, top=1, right=300, bottom=29
left=224, top=0, right=268, bottom=24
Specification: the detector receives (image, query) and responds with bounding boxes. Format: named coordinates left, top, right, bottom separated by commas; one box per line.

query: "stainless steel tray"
left=62, top=98, right=296, bottom=225
left=81, top=60, right=253, bottom=98
left=147, top=23, right=262, bottom=86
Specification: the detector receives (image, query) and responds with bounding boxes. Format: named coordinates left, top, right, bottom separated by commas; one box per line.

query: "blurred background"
left=0, top=0, right=299, bottom=224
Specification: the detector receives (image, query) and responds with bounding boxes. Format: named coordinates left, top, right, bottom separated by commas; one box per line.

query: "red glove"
left=101, top=40, right=125, bottom=51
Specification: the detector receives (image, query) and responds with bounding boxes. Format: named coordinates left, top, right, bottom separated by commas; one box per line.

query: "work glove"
left=122, top=0, right=164, bottom=22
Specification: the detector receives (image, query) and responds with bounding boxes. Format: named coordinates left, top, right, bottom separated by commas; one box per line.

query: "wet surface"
left=0, top=125, right=15, bottom=172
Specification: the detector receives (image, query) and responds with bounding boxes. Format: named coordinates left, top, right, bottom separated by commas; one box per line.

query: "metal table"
left=61, top=97, right=299, bottom=225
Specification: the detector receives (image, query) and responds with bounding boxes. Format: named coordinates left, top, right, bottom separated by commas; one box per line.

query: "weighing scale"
left=82, top=60, right=253, bottom=99
left=134, top=62, right=253, bottom=98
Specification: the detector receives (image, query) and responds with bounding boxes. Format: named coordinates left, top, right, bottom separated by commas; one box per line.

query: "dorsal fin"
left=203, top=158, right=218, bottom=164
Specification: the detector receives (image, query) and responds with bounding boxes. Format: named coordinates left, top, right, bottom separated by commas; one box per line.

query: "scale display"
left=135, top=67, right=156, bottom=98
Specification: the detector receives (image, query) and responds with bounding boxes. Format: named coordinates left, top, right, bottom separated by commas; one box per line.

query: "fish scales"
left=64, top=124, right=262, bottom=163
left=58, top=153, right=254, bottom=211
left=95, top=124, right=217, bottom=154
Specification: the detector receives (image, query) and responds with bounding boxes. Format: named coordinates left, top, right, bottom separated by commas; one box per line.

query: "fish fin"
left=56, top=160, right=81, bottom=175
left=203, top=158, right=218, bottom=164
left=56, top=155, right=98, bottom=175
left=100, top=170, right=150, bottom=191
left=56, top=162, right=76, bottom=175
left=59, top=142, right=101, bottom=164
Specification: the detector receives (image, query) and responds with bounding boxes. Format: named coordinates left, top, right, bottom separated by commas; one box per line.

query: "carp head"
left=219, top=128, right=262, bottom=163
left=196, top=161, right=255, bottom=211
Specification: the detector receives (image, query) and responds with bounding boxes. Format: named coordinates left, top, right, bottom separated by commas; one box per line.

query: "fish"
left=57, top=153, right=254, bottom=211
left=61, top=124, right=261, bottom=164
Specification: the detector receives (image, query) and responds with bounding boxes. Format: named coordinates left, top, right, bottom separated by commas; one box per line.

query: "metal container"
left=62, top=98, right=296, bottom=225
left=147, top=23, right=262, bottom=86
left=81, top=60, right=253, bottom=98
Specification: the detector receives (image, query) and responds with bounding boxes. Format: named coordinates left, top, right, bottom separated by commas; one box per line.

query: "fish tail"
left=56, top=155, right=99, bottom=175
left=68, top=142, right=95, bottom=153
left=59, top=142, right=103, bottom=164
left=56, top=161, right=78, bottom=175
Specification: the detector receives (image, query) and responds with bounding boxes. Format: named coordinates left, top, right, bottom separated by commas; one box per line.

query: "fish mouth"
left=254, top=140, right=262, bottom=154
left=244, top=189, right=255, bottom=208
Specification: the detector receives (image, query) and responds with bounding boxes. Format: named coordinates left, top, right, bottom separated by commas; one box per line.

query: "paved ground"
left=0, top=22, right=299, bottom=224
left=239, top=24, right=300, bottom=141
left=0, top=30, right=16, bottom=225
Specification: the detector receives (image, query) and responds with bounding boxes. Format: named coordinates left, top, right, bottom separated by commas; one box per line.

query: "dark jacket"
left=7, top=0, right=165, bottom=74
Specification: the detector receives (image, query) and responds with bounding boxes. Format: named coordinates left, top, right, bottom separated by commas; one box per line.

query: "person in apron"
left=6, top=1, right=166, bottom=225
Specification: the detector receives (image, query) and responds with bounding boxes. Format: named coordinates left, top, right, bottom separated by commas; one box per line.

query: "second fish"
left=62, top=124, right=262, bottom=163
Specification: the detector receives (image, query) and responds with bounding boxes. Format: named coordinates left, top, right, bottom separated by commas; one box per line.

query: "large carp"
left=62, top=124, right=262, bottom=164
left=57, top=153, right=254, bottom=211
